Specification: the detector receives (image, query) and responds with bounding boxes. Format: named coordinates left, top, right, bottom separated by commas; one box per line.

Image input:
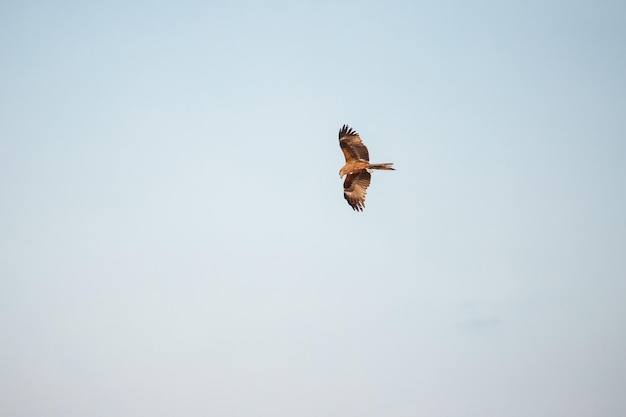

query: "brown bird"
left=338, top=124, right=395, bottom=211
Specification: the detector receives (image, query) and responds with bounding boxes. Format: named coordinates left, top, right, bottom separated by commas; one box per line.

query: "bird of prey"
left=338, top=124, right=394, bottom=211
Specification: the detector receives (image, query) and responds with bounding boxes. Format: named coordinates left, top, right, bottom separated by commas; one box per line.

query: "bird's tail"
left=368, top=163, right=395, bottom=171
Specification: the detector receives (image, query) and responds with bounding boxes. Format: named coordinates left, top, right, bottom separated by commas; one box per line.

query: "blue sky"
left=1, top=1, right=625, bottom=416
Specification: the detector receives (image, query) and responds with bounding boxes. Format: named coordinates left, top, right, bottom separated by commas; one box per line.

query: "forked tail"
left=368, top=163, right=395, bottom=171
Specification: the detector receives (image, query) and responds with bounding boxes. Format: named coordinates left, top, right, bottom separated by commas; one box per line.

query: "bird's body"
left=338, top=124, right=394, bottom=211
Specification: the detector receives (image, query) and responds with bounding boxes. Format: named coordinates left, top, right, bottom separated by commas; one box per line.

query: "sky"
left=1, top=0, right=625, bottom=416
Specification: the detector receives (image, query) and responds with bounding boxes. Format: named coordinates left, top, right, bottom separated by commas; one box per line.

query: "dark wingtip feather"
left=339, top=124, right=358, bottom=139
left=344, top=196, right=365, bottom=211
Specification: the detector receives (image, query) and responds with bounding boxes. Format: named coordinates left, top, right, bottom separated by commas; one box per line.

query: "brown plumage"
left=338, top=124, right=394, bottom=211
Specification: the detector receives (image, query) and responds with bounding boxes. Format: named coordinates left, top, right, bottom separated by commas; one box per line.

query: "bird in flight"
left=338, top=124, right=394, bottom=211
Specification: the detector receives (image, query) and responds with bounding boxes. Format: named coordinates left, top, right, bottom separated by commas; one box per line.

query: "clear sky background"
left=1, top=1, right=625, bottom=416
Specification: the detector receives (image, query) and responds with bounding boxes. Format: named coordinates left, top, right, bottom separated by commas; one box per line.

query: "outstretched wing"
left=343, top=170, right=371, bottom=211
left=339, top=124, right=369, bottom=162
